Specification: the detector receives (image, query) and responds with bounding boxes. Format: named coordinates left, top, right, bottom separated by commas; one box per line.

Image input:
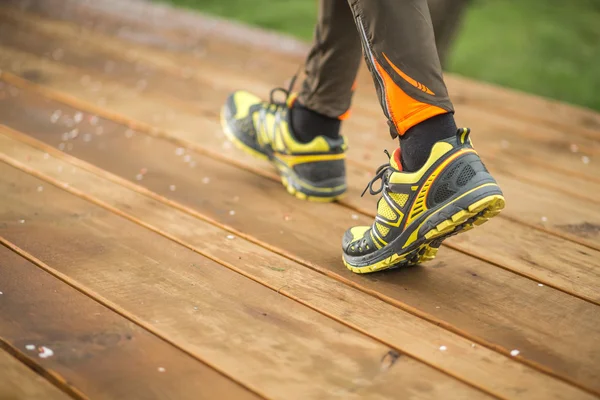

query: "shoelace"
left=256, top=71, right=300, bottom=148
left=267, top=69, right=300, bottom=108
left=361, top=149, right=394, bottom=197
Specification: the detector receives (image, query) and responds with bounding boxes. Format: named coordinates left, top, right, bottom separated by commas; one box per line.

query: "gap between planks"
left=1, top=125, right=599, bottom=399
left=0, top=337, right=86, bottom=400
left=0, top=237, right=268, bottom=400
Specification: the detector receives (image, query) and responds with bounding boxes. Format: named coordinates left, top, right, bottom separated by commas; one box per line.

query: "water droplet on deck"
left=510, top=349, right=520, bottom=356
left=83, top=133, right=92, bottom=142
left=58, top=143, right=66, bottom=151
left=136, top=174, right=143, bottom=181
left=50, top=110, right=62, bottom=123
left=189, top=161, right=196, bottom=168
left=439, top=345, right=447, bottom=351
left=37, top=186, right=44, bottom=192
left=57, top=165, right=63, bottom=173
left=226, top=235, right=235, bottom=240
left=169, top=185, right=176, bottom=191
left=38, top=346, right=54, bottom=358
left=140, top=168, right=148, bottom=175
left=538, top=283, right=544, bottom=287
left=202, top=177, right=210, bottom=184
left=183, top=155, right=192, bottom=163
left=158, top=367, right=166, bottom=373
left=471, top=343, right=476, bottom=348
left=351, top=214, right=359, bottom=220
left=541, top=216, right=548, bottom=223
left=96, top=126, right=104, bottom=135
left=69, top=129, right=79, bottom=139
left=25, top=345, right=35, bottom=351
left=229, top=210, right=236, bottom=216
left=43, top=153, right=49, bottom=160
left=175, top=147, right=185, bottom=156
left=125, top=129, right=135, bottom=138
left=73, top=112, right=84, bottom=124
left=582, top=156, right=590, bottom=165
left=500, top=140, right=510, bottom=149
left=570, top=144, right=579, bottom=153
left=90, top=115, right=99, bottom=125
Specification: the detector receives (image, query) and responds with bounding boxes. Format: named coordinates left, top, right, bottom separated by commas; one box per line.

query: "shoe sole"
left=220, top=107, right=345, bottom=203
left=343, top=191, right=505, bottom=274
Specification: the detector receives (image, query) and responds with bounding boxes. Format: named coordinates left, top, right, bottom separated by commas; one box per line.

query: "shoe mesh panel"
left=457, top=164, right=476, bottom=186
left=375, top=223, right=390, bottom=236
left=389, top=193, right=409, bottom=208
left=433, top=183, right=456, bottom=204
left=445, top=162, right=462, bottom=180
left=377, top=199, right=396, bottom=220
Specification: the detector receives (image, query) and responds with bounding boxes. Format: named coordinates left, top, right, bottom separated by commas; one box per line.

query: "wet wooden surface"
left=0, top=0, right=599, bottom=399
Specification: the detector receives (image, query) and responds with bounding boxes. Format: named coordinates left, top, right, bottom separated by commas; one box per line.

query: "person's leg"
left=291, top=0, right=363, bottom=143
left=347, top=0, right=457, bottom=171
left=341, top=0, right=505, bottom=273
left=220, top=0, right=360, bottom=202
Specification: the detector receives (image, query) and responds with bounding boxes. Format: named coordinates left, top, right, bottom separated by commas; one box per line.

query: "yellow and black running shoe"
left=342, top=128, right=505, bottom=273
left=220, top=87, right=347, bottom=202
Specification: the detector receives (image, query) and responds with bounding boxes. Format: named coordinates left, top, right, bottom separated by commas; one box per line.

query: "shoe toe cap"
left=226, top=90, right=261, bottom=117
left=342, top=226, right=375, bottom=256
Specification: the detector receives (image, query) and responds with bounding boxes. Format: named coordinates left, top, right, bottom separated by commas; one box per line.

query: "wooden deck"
left=0, top=0, right=599, bottom=399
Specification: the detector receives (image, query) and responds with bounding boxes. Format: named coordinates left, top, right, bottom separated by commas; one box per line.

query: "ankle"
left=290, top=101, right=341, bottom=143
left=399, top=113, right=457, bottom=171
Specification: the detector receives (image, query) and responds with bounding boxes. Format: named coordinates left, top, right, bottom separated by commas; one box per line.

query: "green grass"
left=158, top=0, right=600, bottom=111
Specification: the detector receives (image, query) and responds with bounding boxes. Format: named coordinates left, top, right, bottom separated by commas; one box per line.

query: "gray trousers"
left=297, top=0, right=455, bottom=138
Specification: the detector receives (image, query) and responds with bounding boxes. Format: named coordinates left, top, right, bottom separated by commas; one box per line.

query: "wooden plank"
left=0, top=348, right=69, bottom=400
left=2, top=88, right=600, bottom=395
left=1, top=9, right=598, bottom=187
left=2, top=129, right=597, bottom=400
left=2, top=51, right=600, bottom=306
left=0, top=246, right=260, bottom=400
left=449, top=217, right=600, bottom=305
left=7, top=0, right=600, bottom=142
left=0, top=165, right=489, bottom=400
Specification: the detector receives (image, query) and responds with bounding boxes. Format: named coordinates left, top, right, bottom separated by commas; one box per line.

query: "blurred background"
left=155, top=0, right=600, bottom=111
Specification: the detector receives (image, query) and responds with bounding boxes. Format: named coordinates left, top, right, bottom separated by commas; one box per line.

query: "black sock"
left=399, top=113, right=457, bottom=171
left=290, top=102, right=341, bottom=143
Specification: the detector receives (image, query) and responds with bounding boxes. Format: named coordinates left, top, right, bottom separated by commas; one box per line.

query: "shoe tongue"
left=389, top=147, right=403, bottom=171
